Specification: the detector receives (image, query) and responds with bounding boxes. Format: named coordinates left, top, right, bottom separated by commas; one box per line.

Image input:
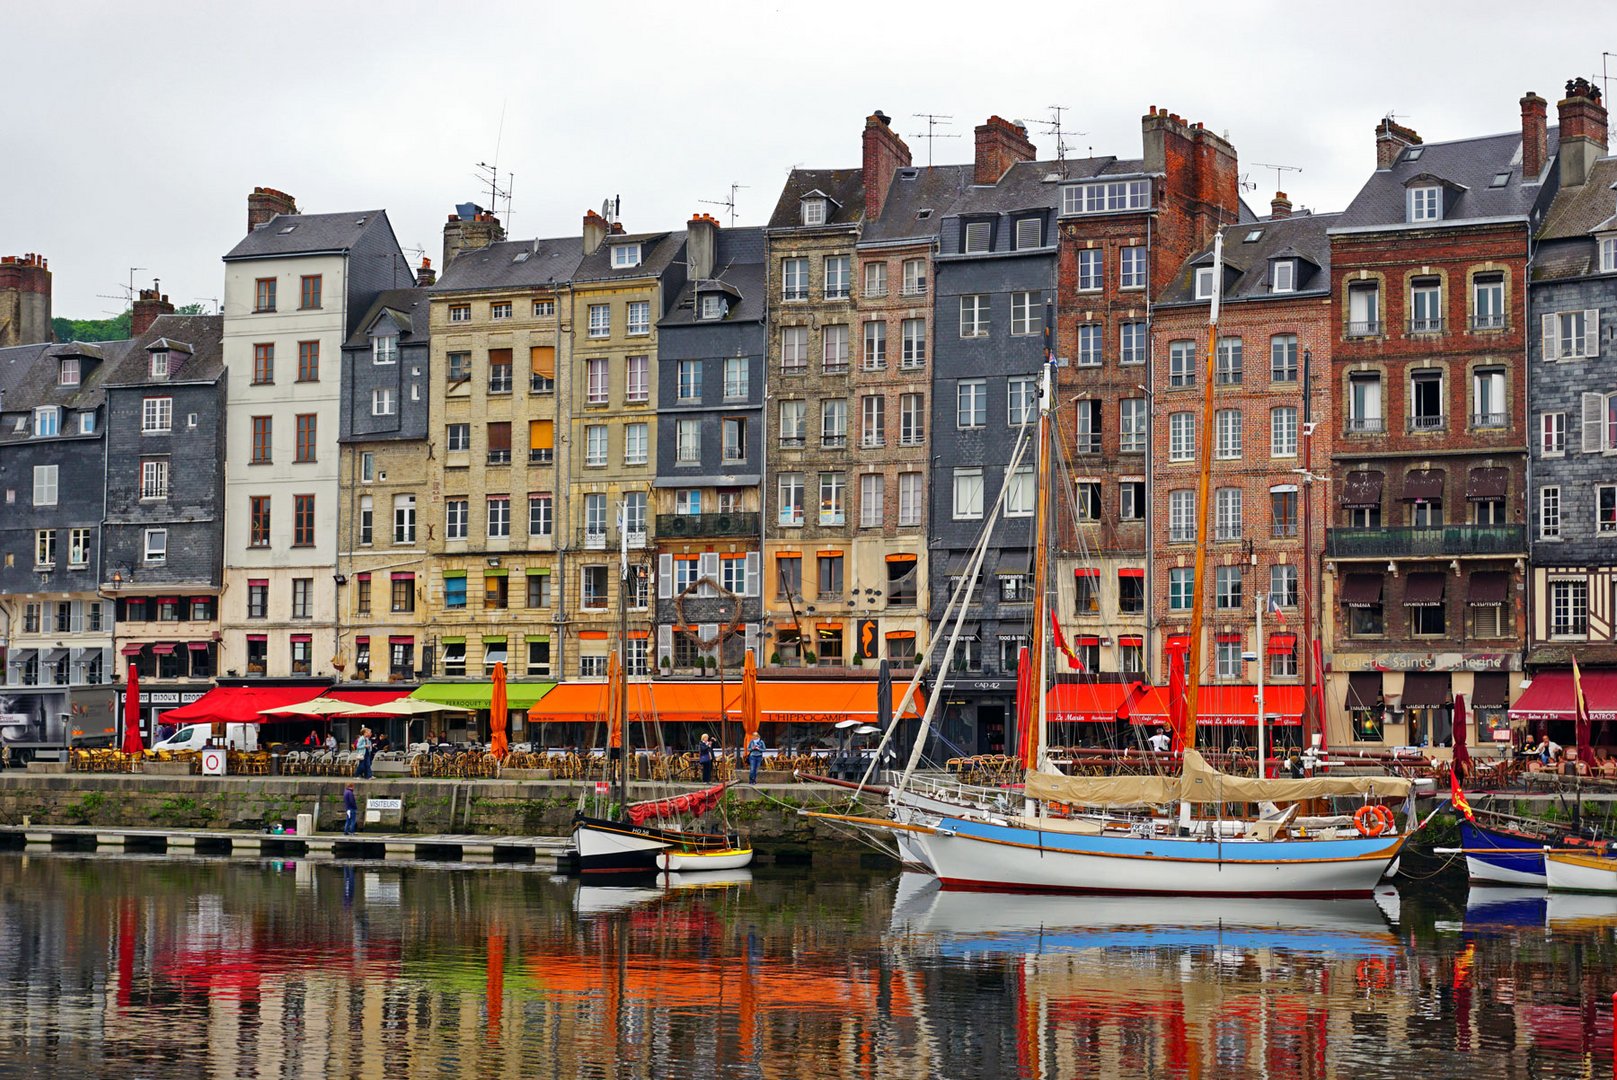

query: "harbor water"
left=0, top=853, right=1612, bottom=1078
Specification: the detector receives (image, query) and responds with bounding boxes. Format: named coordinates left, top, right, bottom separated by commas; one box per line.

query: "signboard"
left=595, top=781, right=609, bottom=795
left=201, top=748, right=227, bottom=776
left=856, top=620, right=879, bottom=660
left=367, top=798, right=403, bottom=812
left=1332, top=652, right=1521, bottom=673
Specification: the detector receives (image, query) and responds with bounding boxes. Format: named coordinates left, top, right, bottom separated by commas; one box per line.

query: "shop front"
left=410, top=681, right=558, bottom=745
left=1509, top=668, right=1617, bottom=750
left=935, top=675, right=1015, bottom=757
left=1328, top=652, right=1519, bottom=750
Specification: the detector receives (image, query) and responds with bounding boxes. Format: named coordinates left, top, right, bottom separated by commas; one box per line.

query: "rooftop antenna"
left=474, top=98, right=514, bottom=222
left=1236, top=172, right=1259, bottom=193
left=193, top=298, right=220, bottom=315
left=94, top=267, right=147, bottom=316
left=910, top=113, right=959, bottom=167
left=1026, top=105, right=1083, bottom=164
left=1252, top=162, right=1302, bottom=193
left=1604, top=53, right=1616, bottom=142
left=699, top=182, right=748, bottom=227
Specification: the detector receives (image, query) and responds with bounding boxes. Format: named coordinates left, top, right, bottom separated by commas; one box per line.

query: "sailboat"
left=818, top=236, right=1417, bottom=897
left=570, top=503, right=753, bottom=874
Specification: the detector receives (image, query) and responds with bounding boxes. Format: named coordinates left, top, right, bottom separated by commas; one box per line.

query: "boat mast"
left=1256, top=589, right=1266, bottom=780
left=1030, top=351, right=1054, bottom=773
left=1184, top=232, right=1224, bottom=750
left=614, top=499, right=630, bottom=813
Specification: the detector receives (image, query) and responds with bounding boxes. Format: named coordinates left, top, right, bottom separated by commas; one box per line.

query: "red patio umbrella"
left=1167, top=640, right=1188, bottom=753
left=1452, top=692, right=1471, bottom=778
left=1013, top=646, right=1036, bottom=767
left=489, top=661, right=509, bottom=761
left=122, top=662, right=144, bottom=755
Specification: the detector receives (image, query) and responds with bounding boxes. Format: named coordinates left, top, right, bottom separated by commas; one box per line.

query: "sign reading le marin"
left=1333, top=652, right=1520, bottom=673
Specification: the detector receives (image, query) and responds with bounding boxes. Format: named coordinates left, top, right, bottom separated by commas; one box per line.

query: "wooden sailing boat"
left=570, top=502, right=752, bottom=874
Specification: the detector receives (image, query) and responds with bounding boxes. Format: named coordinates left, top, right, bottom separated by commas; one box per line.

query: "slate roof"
left=767, top=168, right=865, bottom=230
left=343, top=287, right=431, bottom=349
left=860, top=164, right=973, bottom=245
left=431, top=236, right=584, bottom=293
left=0, top=338, right=133, bottom=443
left=1157, top=210, right=1343, bottom=307
left=1334, top=129, right=1560, bottom=230
left=102, top=314, right=224, bottom=386
left=1532, top=157, right=1617, bottom=281
left=950, top=158, right=1129, bottom=216
left=572, top=230, right=684, bottom=284
left=223, top=209, right=393, bottom=261
left=661, top=227, right=767, bottom=327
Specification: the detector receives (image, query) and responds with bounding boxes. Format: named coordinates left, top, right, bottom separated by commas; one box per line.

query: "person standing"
left=355, top=728, right=372, bottom=779
left=747, top=733, right=766, bottom=784
left=698, top=733, right=714, bottom=784
left=343, top=783, right=359, bottom=835
left=1147, top=728, right=1171, bottom=754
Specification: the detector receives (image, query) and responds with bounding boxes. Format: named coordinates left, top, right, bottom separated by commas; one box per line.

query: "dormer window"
left=802, top=198, right=827, bottom=226
left=1601, top=236, right=1617, bottom=273
left=58, top=356, right=80, bottom=386
left=1194, top=267, right=1216, bottom=300
left=700, top=294, right=728, bottom=321
left=1408, top=185, right=1442, bottom=222
left=963, top=220, right=991, bottom=253
left=33, top=406, right=60, bottom=437
left=149, top=350, right=169, bottom=379
left=373, top=335, right=399, bottom=365
left=611, top=243, right=642, bottom=268
left=1271, top=260, right=1296, bottom=293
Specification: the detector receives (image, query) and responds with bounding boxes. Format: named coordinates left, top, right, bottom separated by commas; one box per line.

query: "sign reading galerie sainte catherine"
left=1332, top=653, right=1521, bottom=673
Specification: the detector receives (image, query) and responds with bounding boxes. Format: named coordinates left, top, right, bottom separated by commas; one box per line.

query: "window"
left=1194, top=267, right=1216, bottom=300
left=148, top=349, right=169, bottom=379
left=34, top=528, right=56, bottom=567
left=534, top=299, right=555, bottom=317
left=483, top=573, right=508, bottom=611
left=625, top=355, right=648, bottom=402
left=141, top=459, right=169, bottom=500
left=1011, top=292, right=1039, bottom=336
left=775, top=555, right=803, bottom=599
left=245, top=579, right=269, bottom=620
left=360, top=448, right=373, bottom=475
left=577, top=566, right=608, bottom=613
left=1076, top=324, right=1103, bottom=367
left=527, top=573, right=552, bottom=610
left=1583, top=390, right=1617, bottom=452
left=1472, top=368, right=1506, bottom=428
left=1599, top=486, right=1617, bottom=535
left=588, top=303, right=611, bottom=338
left=1075, top=400, right=1101, bottom=454
left=79, top=412, right=95, bottom=435
left=254, top=277, right=277, bottom=312
left=1540, top=486, right=1561, bottom=538
left=954, top=468, right=984, bottom=520
left=611, top=244, right=641, bottom=269
left=963, top=220, right=991, bottom=253
left=52, top=355, right=81, bottom=387
left=823, top=324, right=850, bottom=372
left=1075, top=480, right=1101, bottom=521
left=1349, top=373, right=1383, bottom=432
left=1215, top=487, right=1242, bottom=541
left=886, top=395, right=922, bottom=451
left=359, top=495, right=373, bottom=544
left=960, top=295, right=989, bottom=338
left=1602, top=237, right=1617, bottom=274
left=898, top=472, right=923, bottom=527
left=292, top=494, right=314, bottom=546
left=1007, top=378, right=1036, bottom=426
left=446, top=423, right=470, bottom=452
left=824, top=255, right=850, bottom=299
left=864, top=261, right=888, bottom=298
left=1347, top=283, right=1380, bottom=336
left=1169, top=340, right=1195, bottom=387
left=676, top=489, right=702, bottom=515
left=448, top=304, right=471, bottom=323
left=779, top=399, right=806, bottom=447
left=32, top=465, right=57, bottom=506
left=299, top=340, right=321, bottom=380
left=1271, top=406, right=1297, bottom=457
left=249, top=416, right=272, bottom=463
left=386, top=573, right=414, bottom=614
left=782, top=258, right=808, bottom=301
left=392, top=494, right=415, bottom=544
left=860, top=473, right=885, bottom=528
left=626, top=301, right=650, bottom=335
left=294, top=414, right=316, bottom=462
left=1216, top=565, right=1244, bottom=610
left=1215, top=337, right=1242, bottom=384
left=1119, top=320, right=1146, bottom=366
left=252, top=343, right=274, bottom=384
left=1119, top=246, right=1146, bottom=289
left=860, top=396, right=885, bottom=448
left=1216, top=639, right=1243, bottom=680
left=1014, top=217, right=1042, bottom=250
left=1410, top=370, right=1443, bottom=430
left=1062, top=179, right=1150, bottom=214
left=957, top=380, right=987, bottom=428
left=487, top=350, right=512, bottom=393
left=140, top=396, right=172, bottom=434
left=863, top=321, right=887, bottom=369
left=1409, top=278, right=1443, bottom=333
left=1473, top=273, right=1505, bottom=329
left=1271, top=259, right=1296, bottom=293
left=1270, top=335, right=1298, bottom=382
left=1408, top=185, right=1441, bottom=222
left=528, top=493, right=552, bottom=538
left=447, top=352, right=471, bottom=381
left=624, top=421, right=648, bottom=466
left=445, top=499, right=468, bottom=541
left=778, top=473, right=804, bottom=526
left=819, top=472, right=845, bottom=525
left=901, top=319, right=926, bottom=366
left=372, top=388, right=395, bottom=416
left=1169, top=490, right=1195, bottom=542
left=1547, top=309, right=1600, bottom=360
left=781, top=326, right=808, bottom=374
left=673, top=359, right=702, bottom=403
left=293, top=274, right=321, bottom=310
left=485, top=495, right=510, bottom=538
left=584, top=424, right=607, bottom=466
left=1270, top=487, right=1299, bottom=538
left=1006, top=467, right=1036, bottom=517
left=817, top=553, right=844, bottom=598
left=801, top=198, right=826, bottom=226
left=1550, top=579, right=1589, bottom=638
left=722, top=417, right=747, bottom=463
left=820, top=399, right=847, bottom=448
left=1120, top=480, right=1145, bottom=521
left=583, top=494, right=607, bottom=542
left=1215, top=410, right=1241, bottom=459
left=723, top=356, right=748, bottom=399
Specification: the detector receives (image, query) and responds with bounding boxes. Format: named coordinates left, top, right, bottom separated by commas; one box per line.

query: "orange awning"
left=525, top=680, right=923, bottom=725
left=1046, top=682, right=1136, bottom=723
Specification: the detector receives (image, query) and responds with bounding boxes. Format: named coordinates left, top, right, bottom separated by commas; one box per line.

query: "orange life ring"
left=1373, top=804, right=1397, bottom=832
left=1354, top=805, right=1388, bottom=837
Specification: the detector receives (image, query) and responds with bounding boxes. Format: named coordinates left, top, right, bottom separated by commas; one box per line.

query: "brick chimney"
left=247, top=186, right=297, bottom=233
left=863, top=110, right=912, bottom=219
left=1270, top=192, right=1292, bottom=219
left=583, top=210, right=609, bottom=255
left=1520, top=92, right=1548, bottom=179
left=131, top=284, right=175, bottom=336
left=0, top=253, right=51, bottom=347
left=974, top=115, right=1036, bottom=185
left=1374, top=118, right=1422, bottom=169
left=686, top=213, right=719, bottom=280
left=415, top=257, right=436, bottom=287
left=442, top=206, right=505, bottom=267
left=1557, top=77, right=1609, bottom=189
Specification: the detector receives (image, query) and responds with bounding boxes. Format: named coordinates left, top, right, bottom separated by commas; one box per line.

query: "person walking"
left=747, top=733, right=766, bottom=784
left=355, top=728, right=373, bottom=779
left=343, top=783, right=359, bottom=835
left=698, top=733, right=715, bottom=784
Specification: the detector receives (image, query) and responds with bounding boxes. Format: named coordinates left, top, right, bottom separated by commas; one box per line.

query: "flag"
left=1050, top=610, right=1081, bottom=671
left=1572, top=655, right=1593, bottom=759
left=1449, top=769, right=1474, bottom=822
left=1267, top=591, right=1286, bottom=627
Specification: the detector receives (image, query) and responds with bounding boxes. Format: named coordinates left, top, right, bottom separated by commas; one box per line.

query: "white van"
left=151, top=723, right=259, bottom=754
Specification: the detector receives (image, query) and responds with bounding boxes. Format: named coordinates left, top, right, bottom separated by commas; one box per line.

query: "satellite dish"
left=601, top=198, right=613, bottom=220
left=455, top=202, right=480, bottom=220
left=834, top=719, right=861, bottom=730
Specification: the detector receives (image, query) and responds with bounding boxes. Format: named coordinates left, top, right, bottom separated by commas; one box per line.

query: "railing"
left=863, top=358, right=887, bottom=371
left=1346, top=320, right=1382, bottom=337
left=1346, top=416, right=1385, bottom=433
left=901, top=281, right=927, bottom=297
left=655, top=512, right=759, bottom=538
left=530, top=374, right=554, bottom=393
left=1471, top=313, right=1506, bottom=330
left=1471, top=412, right=1507, bottom=429
left=528, top=448, right=553, bottom=464
left=1407, top=317, right=1445, bottom=334
left=577, top=529, right=650, bottom=550
left=779, top=435, right=805, bottom=448
left=487, top=450, right=511, bottom=464
left=822, top=434, right=847, bottom=449
left=864, top=285, right=888, bottom=299
left=900, top=356, right=926, bottom=369
left=1215, top=370, right=1242, bottom=385
left=1408, top=414, right=1445, bottom=432
left=861, top=434, right=885, bottom=449
left=823, top=360, right=849, bottom=375
left=781, top=359, right=807, bottom=376
left=1325, top=524, right=1526, bottom=558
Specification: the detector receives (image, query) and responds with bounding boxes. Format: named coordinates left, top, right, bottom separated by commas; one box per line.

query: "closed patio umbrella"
left=122, top=663, right=144, bottom=755
left=741, top=648, right=761, bottom=746
left=490, top=661, right=509, bottom=761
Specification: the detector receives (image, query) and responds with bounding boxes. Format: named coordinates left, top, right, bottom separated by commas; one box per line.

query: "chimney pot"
left=246, top=186, right=298, bottom=234
left=974, top=114, right=1037, bottom=185
left=1270, top=192, right=1292, bottom=219
left=1557, top=78, right=1610, bottom=188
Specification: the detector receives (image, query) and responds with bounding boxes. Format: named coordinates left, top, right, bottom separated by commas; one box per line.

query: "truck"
left=150, top=723, right=260, bottom=754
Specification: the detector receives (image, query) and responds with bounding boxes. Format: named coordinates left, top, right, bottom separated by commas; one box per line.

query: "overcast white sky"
left=6, top=1, right=1611, bottom=316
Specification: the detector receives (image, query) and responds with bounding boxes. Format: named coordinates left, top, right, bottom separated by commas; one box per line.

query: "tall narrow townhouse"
left=1150, top=204, right=1338, bottom=745
left=220, top=188, right=410, bottom=682
left=102, top=315, right=227, bottom=736
left=1052, top=108, right=1241, bottom=685
left=928, top=121, right=1061, bottom=757
left=336, top=279, right=432, bottom=687
left=0, top=339, right=120, bottom=754
left=1520, top=81, right=1616, bottom=738
left=566, top=216, right=686, bottom=681
left=424, top=221, right=582, bottom=728
left=1323, top=100, right=1551, bottom=750
left=653, top=217, right=766, bottom=675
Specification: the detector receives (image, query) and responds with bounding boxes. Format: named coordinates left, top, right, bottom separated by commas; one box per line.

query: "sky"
left=7, top=1, right=1612, bottom=318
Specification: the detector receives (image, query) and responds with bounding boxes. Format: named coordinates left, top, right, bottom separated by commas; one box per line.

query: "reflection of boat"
left=1546, top=849, right=1617, bottom=894
left=663, top=868, right=753, bottom=890
left=1463, top=886, right=1546, bottom=929
left=572, top=883, right=664, bottom=916
left=1459, top=817, right=1548, bottom=885
left=1546, top=890, right=1617, bottom=927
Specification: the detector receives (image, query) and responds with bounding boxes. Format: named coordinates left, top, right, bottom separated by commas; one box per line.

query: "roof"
left=1157, top=210, right=1343, bottom=306
left=102, top=314, right=224, bottom=387
left=1334, top=128, right=1559, bottom=230
left=0, top=337, right=134, bottom=427
left=431, top=236, right=585, bottom=293
left=950, top=156, right=1141, bottom=217
left=767, top=168, right=866, bottom=230
left=223, top=209, right=393, bottom=260
left=343, top=287, right=430, bottom=349
left=661, top=226, right=767, bottom=327
left=572, top=230, right=685, bottom=285
left=1532, top=156, right=1617, bottom=281
left=860, top=164, right=973, bottom=244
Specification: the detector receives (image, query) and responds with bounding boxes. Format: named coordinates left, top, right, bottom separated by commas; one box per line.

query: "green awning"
left=484, top=568, right=509, bottom=578
left=524, top=634, right=550, bottom=643
left=441, top=636, right=466, bottom=644
left=525, top=567, right=550, bottom=576
left=443, top=570, right=467, bottom=579
left=411, top=681, right=556, bottom=710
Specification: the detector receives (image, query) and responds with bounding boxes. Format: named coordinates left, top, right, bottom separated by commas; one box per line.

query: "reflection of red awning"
left=1510, top=669, right=1617, bottom=722
left=1129, top=685, right=1304, bottom=726
left=160, top=686, right=326, bottom=725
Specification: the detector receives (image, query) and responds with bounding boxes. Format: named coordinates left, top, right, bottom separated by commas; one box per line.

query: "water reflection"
left=0, top=853, right=1613, bottom=1078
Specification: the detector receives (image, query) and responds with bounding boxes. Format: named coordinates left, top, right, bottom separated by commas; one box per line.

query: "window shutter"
left=658, top=554, right=673, bottom=599
left=1582, top=392, right=1604, bottom=452
left=744, top=552, right=760, bottom=597
left=529, top=345, right=555, bottom=378
left=1585, top=309, right=1601, bottom=359
left=699, top=552, right=720, bottom=595
left=529, top=419, right=553, bottom=450
left=70, top=601, right=83, bottom=634
left=1542, top=313, right=1558, bottom=361
left=700, top=623, right=717, bottom=649
left=744, top=622, right=760, bottom=660
left=657, top=624, right=673, bottom=665
left=1015, top=217, right=1040, bottom=250
left=487, top=422, right=511, bottom=451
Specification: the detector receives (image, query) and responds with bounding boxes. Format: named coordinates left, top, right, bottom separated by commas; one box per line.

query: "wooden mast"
left=1184, top=232, right=1224, bottom=751
left=1029, top=336, right=1055, bottom=771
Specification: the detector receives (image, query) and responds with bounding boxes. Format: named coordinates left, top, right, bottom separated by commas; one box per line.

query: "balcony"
left=655, top=512, right=759, bottom=538
left=1346, top=320, right=1382, bottom=338
left=1325, top=524, right=1526, bottom=559
left=1470, top=313, right=1506, bottom=331
left=529, top=448, right=554, bottom=465
left=1345, top=416, right=1386, bottom=434
left=1471, top=412, right=1507, bottom=430
left=1408, top=414, right=1445, bottom=433
left=577, top=528, right=651, bottom=551
left=1407, top=317, right=1446, bottom=335
left=901, top=281, right=928, bottom=298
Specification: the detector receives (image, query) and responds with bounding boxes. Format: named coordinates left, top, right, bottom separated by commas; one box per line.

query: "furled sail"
left=626, top=781, right=728, bottom=826
left=1023, top=749, right=1411, bottom=809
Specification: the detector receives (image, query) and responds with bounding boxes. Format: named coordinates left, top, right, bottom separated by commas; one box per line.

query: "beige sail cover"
left=1023, top=749, right=1410, bottom=808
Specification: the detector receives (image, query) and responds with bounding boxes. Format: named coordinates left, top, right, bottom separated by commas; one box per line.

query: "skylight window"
left=278, top=225, right=297, bottom=234
left=1243, top=230, right=1263, bottom=243
left=916, top=209, right=933, bottom=220
left=1489, top=171, right=1511, bottom=188
left=1404, top=147, right=1424, bottom=161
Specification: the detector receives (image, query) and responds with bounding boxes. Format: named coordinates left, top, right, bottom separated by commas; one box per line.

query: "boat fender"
left=1354, top=805, right=1389, bottom=837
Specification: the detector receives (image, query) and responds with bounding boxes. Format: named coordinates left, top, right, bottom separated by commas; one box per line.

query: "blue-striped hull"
left=1459, top=819, right=1546, bottom=886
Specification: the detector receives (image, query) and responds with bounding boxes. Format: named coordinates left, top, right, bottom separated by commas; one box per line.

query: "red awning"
left=1118, top=568, right=1145, bottom=579
left=1129, top=685, right=1304, bottom=726
left=1509, top=670, right=1617, bottom=723
left=1047, top=682, right=1142, bottom=724
left=1268, top=634, right=1297, bottom=655
left=151, top=643, right=178, bottom=655
left=528, top=681, right=924, bottom=725
left=159, top=686, right=326, bottom=725
left=187, top=641, right=210, bottom=651
left=120, top=643, right=144, bottom=656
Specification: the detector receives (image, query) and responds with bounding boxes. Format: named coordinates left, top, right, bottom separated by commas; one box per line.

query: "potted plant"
left=660, top=655, right=672, bottom=677
left=769, top=651, right=782, bottom=666
left=804, top=649, right=817, bottom=665
left=851, top=653, right=864, bottom=667
left=705, top=656, right=718, bottom=677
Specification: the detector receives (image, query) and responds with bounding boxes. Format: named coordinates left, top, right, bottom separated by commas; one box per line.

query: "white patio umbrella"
left=259, top=698, right=368, bottom=717
left=362, top=697, right=474, bottom=746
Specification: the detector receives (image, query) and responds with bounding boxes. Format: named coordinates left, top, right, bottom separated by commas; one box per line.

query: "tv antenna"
left=95, top=267, right=147, bottom=315
left=699, top=182, right=748, bottom=227
left=1237, top=172, right=1259, bottom=193
left=910, top=113, right=959, bottom=167
left=1026, top=105, right=1083, bottom=163
left=1604, top=53, right=1616, bottom=141
left=1252, top=162, right=1302, bottom=192
left=474, top=98, right=514, bottom=223
left=193, top=298, right=220, bottom=315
